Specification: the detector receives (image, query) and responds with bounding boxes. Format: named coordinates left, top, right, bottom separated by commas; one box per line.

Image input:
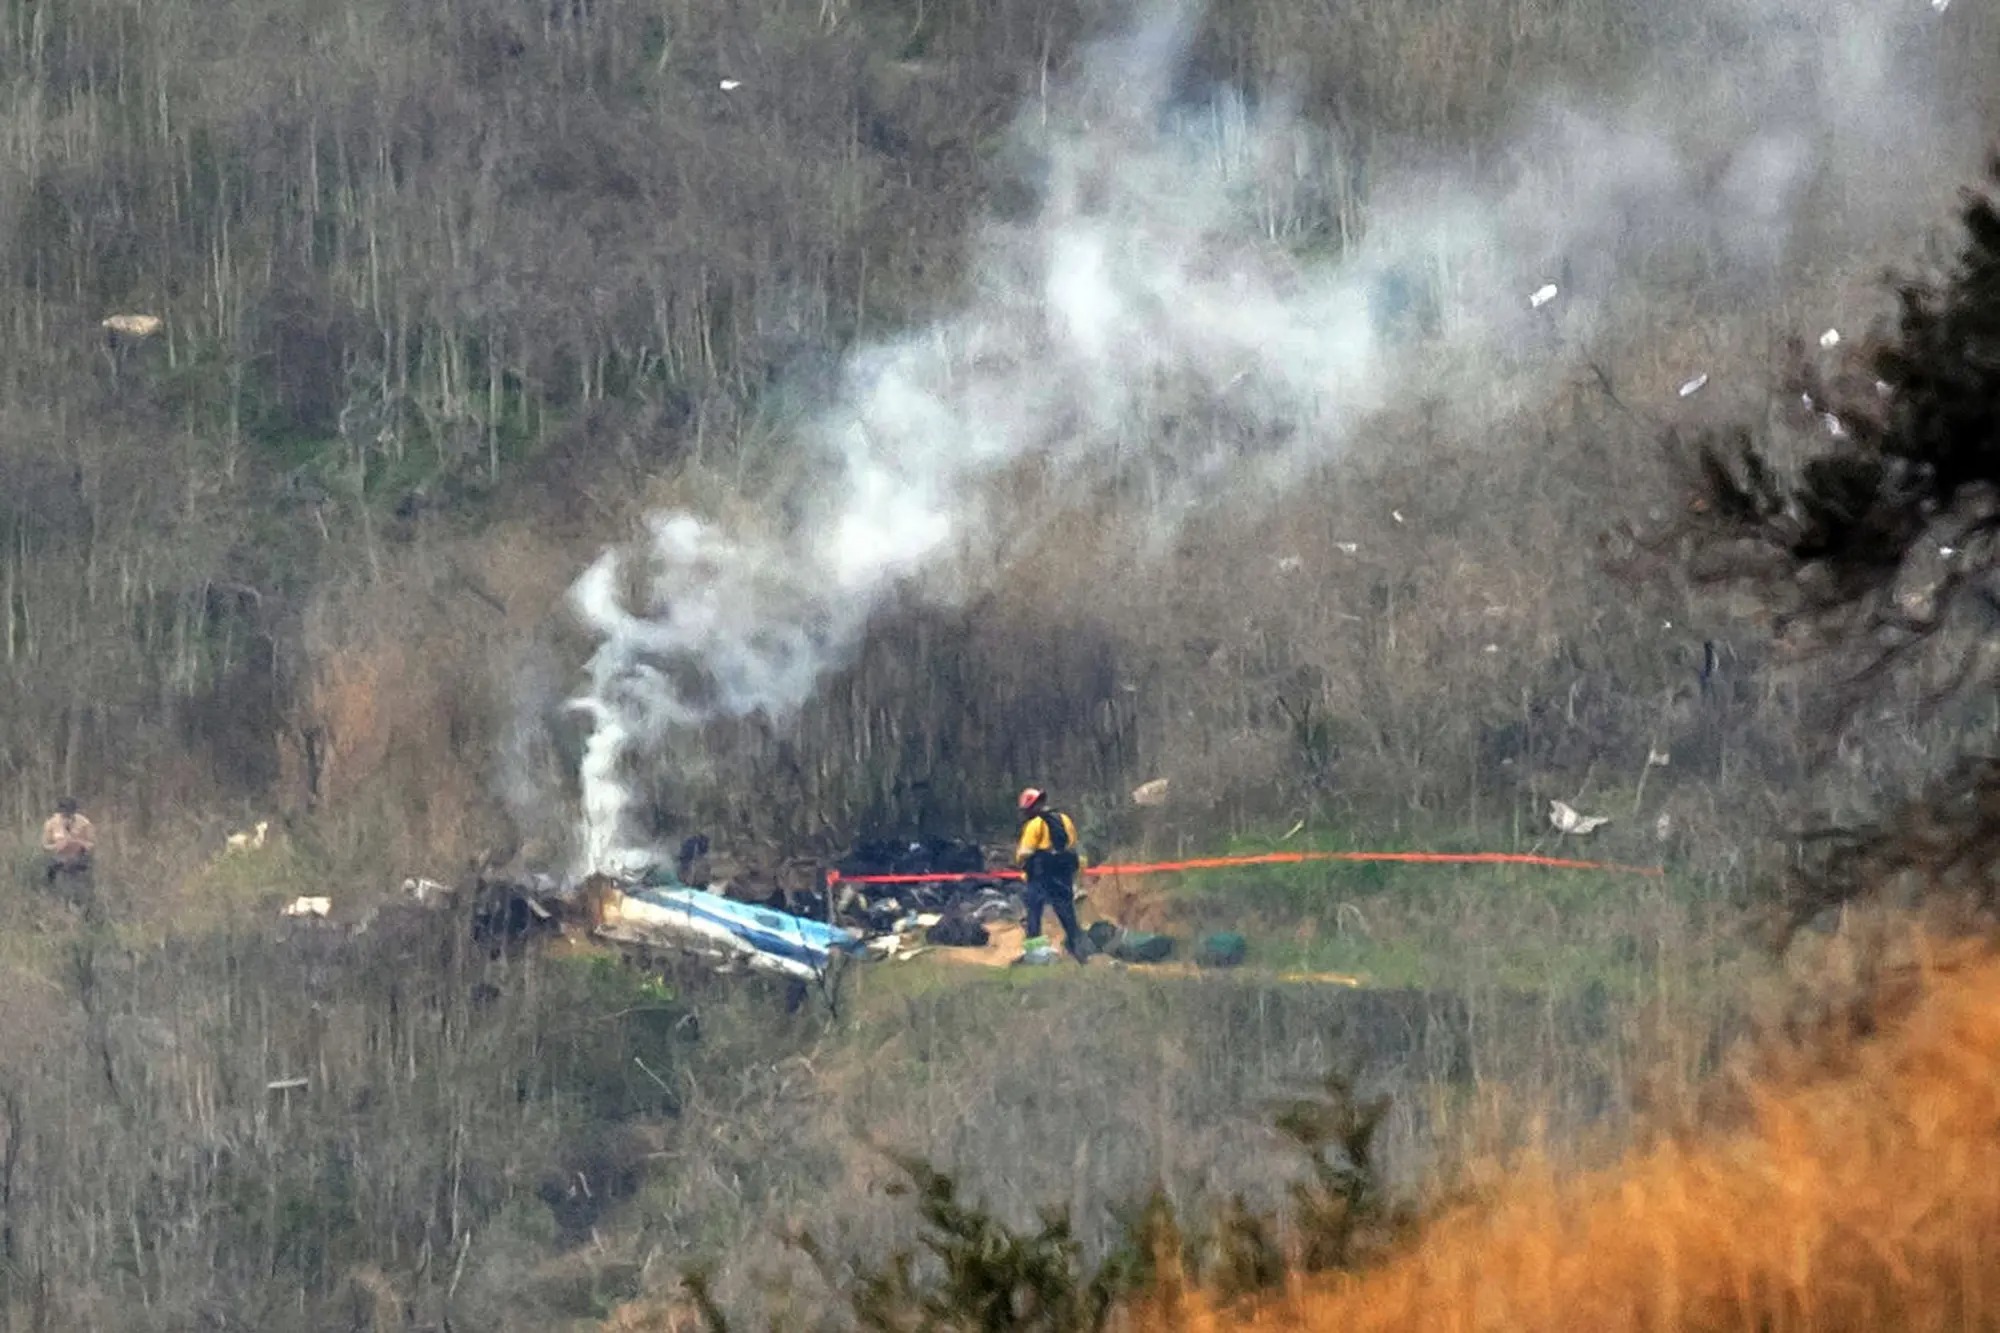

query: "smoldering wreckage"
left=281, top=835, right=1238, bottom=1001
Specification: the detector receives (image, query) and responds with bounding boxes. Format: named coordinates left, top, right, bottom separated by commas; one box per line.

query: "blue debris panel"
left=598, top=885, right=866, bottom=982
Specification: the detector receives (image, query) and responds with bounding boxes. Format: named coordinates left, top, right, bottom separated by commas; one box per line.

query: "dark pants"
left=1023, top=876, right=1087, bottom=961
left=45, top=856, right=91, bottom=904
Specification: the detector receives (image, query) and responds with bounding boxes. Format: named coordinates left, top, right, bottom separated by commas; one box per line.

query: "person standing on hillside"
left=41, top=796, right=95, bottom=893
left=1014, top=787, right=1089, bottom=963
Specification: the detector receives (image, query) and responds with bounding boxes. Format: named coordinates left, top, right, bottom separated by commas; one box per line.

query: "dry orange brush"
left=1143, top=938, right=2000, bottom=1333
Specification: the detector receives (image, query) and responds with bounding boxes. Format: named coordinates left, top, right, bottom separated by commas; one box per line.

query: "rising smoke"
left=559, top=0, right=1970, bottom=877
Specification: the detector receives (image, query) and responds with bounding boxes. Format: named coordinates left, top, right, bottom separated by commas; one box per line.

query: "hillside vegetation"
left=1138, top=155, right=2000, bottom=1328
left=0, top=0, right=1992, bottom=880
left=1146, top=928, right=2000, bottom=1333
left=3, top=0, right=2000, bottom=1329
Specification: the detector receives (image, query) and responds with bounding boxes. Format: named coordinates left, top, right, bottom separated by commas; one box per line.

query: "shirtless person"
left=42, top=796, right=95, bottom=891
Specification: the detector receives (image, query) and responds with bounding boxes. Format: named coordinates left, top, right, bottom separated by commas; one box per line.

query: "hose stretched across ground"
left=826, top=849, right=1665, bottom=887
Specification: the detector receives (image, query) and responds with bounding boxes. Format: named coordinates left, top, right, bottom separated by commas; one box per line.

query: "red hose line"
left=824, top=848, right=1664, bottom=887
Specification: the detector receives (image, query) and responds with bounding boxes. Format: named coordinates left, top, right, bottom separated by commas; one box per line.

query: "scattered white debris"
left=1801, top=392, right=1816, bottom=410
left=1549, top=799, right=1611, bottom=835
left=1655, top=813, right=1673, bottom=841
left=226, top=820, right=270, bottom=852
left=402, top=876, right=455, bottom=904
left=101, top=313, right=162, bottom=337
left=1822, top=412, right=1848, bottom=439
left=1132, top=778, right=1171, bottom=807
left=1940, top=546, right=1959, bottom=558
left=718, top=79, right=742, bottom=91
left=1677, top=373, right=1709, bottom=398
left=1390, top=509, right=1405, bottom=524
left=1276, top=554, right=1303, bottom=573
left=1482, top=644, right=1499, bottom=654
left=1819, top=328, right=1842, bottom=349
left=1334, top=541, right=1359, bottom=555
left=1662, top=620, right=1674, bottom=630
left=1529, top=283, right=1560, bottom=309
left=1933, top=0, right=1950, bottom=14
left=266, top=1077, right=309, bottom=1093
left=1876, top=380, right=1893, bottom=396
left=281, top=896, right=331, bottom=919
left=1647, top=748, right=1671, bottom=768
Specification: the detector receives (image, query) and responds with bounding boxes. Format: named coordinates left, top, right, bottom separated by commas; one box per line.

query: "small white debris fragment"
left=1877, top=380, right=1892, bottom=396
left=1933, top=0, right=1950, bottom=14
left=402, top=876, right=454, bottom=904
left=1663, top=620, right=1674, bottom=630
left=1678, top=373, right=1709, bottom=398
left=1549, top=800, right=1611, bottom=835
left=1335, top=541, right=1359, bottom=555
left=1132, top=778, right=1171, bottom=807
left=1391, top=509, right=1405, bottom=524
left=719, top=79, right=742, bottom=91
left=1655, top=813, right=1673, bottom=841
left=1940, top=546, right=1959, bottom=558
left=266, top=1077, right=309, bottom=1093
left=1822, top=413, right=1847, bottom=439
left=1647, top=748, right=1671, bottom=767
left=1530, top=283, right=1560, bottom=309
left=1482, top=644, right=1499, bottom=654
left=281, top=896, right=331, bottom=918
left=1277, top=555, right=1303, bottom=572
left=1819, top=328, right=1841, bottom=349
left=1801, top=392, right=1816, bottom=410
left=101, top=313, right=162, bottom=337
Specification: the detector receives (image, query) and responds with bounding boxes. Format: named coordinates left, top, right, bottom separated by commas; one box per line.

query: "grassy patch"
left=1092, top=821, right=1727, bottom=997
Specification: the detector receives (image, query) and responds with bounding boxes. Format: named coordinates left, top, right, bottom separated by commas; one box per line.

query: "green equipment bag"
left=1194, top=932, right=1247, bottom=968
left=1111, top=931, right=1175, bottom=964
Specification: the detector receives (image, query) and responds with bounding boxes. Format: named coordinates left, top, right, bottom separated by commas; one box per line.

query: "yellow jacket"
left=1014, top=812, right=1084, bottom=868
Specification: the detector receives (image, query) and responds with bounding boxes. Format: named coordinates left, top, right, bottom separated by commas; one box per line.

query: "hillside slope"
left=1147, top=931, right=2000, bottom=1332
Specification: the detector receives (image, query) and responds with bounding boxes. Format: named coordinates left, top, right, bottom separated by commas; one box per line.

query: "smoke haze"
left=559, top=0, right=1973, bottom=875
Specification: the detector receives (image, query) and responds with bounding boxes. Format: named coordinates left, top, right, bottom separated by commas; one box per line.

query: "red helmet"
left=1017, top=787, right=1045, bottom=812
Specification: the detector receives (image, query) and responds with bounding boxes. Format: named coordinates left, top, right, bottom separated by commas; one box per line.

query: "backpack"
left=1195, top=932, right=1248, bottom=968
left=1026, top=811, right=1080, bottom=882
left=1111, top=931, right=1176, bottom=964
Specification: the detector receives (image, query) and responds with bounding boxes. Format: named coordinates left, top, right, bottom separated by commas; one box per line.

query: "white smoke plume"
left=561, top=0, right=1971, bottom=877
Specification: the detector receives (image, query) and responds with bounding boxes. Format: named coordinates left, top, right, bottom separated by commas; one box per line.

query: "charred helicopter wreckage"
left=422, top=835, right=1020, bottom=986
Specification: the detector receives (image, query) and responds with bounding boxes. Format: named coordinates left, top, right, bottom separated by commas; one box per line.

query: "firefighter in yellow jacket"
left=1014, top=787, right=1088, bottom=962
